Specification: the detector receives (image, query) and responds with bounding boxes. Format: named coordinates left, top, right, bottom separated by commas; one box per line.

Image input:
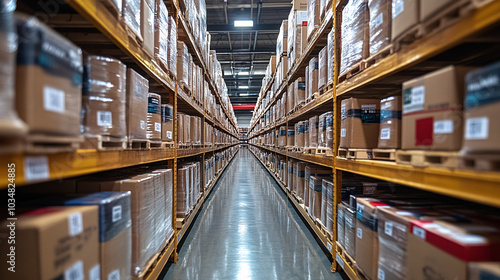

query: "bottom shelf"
left=143, top=237, right=176, bottom=280
left=335, top=250, right=359, bottom=280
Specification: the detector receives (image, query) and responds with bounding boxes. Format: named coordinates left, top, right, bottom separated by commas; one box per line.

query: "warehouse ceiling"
left=207, top=0, right=291, bottom=107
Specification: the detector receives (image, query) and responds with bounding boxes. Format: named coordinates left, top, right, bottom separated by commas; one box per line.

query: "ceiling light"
left=239, top=93, right=249, bottom=96
left=238, top=86, right=249, bottom=89
left=238, top=71, right=250, bottom=76
left=234, top=20, right=253, bottom=27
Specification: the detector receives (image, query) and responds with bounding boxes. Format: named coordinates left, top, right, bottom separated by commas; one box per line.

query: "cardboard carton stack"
left=340, top=0, right=369, bottom=75
left=127, top=69, right=149, bottom=140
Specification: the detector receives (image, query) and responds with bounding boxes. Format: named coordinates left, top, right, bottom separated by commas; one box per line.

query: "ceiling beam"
left=206, top=2, right=291, bottom=9
left=214, top=49, right=275, bottom=55
left=207, top=24, right=280, bottom=33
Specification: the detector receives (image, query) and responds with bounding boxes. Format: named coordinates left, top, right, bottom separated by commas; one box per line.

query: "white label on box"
left=403, top=86, right=425, bottom=113
left=380, top=128, right=391, bottom=140
left=65, top=261, right=84, bottom=280
left=413, top=226, right=426, bottom=239
left=108, top=269, right=120, bottom=280
left=385, top=222, right=393, bottom=236
left=167, top=131, right=173, bottom=139
left=378, top=268, right=385, bottom=280
left=43, top=86, right=65, bottom=113
left=373, top=13, right=384, bottom=29
left=357, top=227, right=363, bottom=239
left=340, top=128, right=346, bottom=138
left=112, top=205, right=122, bottom=223
left=396, top=211, right=414, bottom=216
left=155, top=122, right=161, bottom=132
left=89, top=265, right=100, bottom=280
left=434, top=120, right=454, bottom=134
left=68, top=212, right=83, bottom=236
left=357, top=204, right=364, bottom=217
left=336, top=254, right=345, bottom=269
left=327, top=242, right=333, bottom=251
left=97, top=111, right=112, bottom=127
left=465, top=117, right=489, bottom=140
left=393, top=0, right=404, bottom=18
left=140, top=120, right=146, bottom=130
left=24, top=156, right=50, bottom=182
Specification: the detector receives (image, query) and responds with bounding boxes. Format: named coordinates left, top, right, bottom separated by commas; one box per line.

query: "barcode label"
left=403, top=86, right=425, bottom=113
left=155, top=122, right=161, bottom=132
left=112, top=205, right=122, bottom=223
left=97, top=111, right=112, bottom=127
left=380, top=128, right=391, bottom=140
left=378, top=268, right=385, bottom=280
left=89, top=265, right=100, bottom=280
left=108, top=269, right=120, bottom=280
left=68, top=212, right=83, bottom=236
left=434, top=120, right=453, bottom=134
left=336, top=254, right=345, bottom=269
left=357, top=227, right=363, bottom=239
left=43, top=86, right=65, bottom=113
left=140, top=120, right=146, bottom=130
left=413, top=226, right=426, bottom=239
left=24, top=156, right=49, bottom=182
left=340, top=128, right=346, bottom=138
left=373, top=13, right=383, bottom=29
left=393, top=0, right=404, bottom=18
left=385, top=222, right=393, bottom=236
left=327, top=242, right=333, bottom=251
left=167, top=131, right=173, bottom=139
left=465, top=117, right=489, bottom=140
left=64, top=261, right=84, bottom=280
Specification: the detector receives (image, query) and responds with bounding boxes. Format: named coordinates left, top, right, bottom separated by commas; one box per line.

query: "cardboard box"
left=402, top=66, right=472, bottom=150
left=318, top=47, right=328, bottom=89
left=123, top=0, right=142, bottom=40
left=126, top=68, right=149, bottom=139
left=309, top=115, right=319, bottom=148
left=304, top=166, right=331, bottom=208
left=295, top=77, right=306, bottom=106
left=287, top=128, right=295, bottom=146
left=462, top=62, right=500, bottom=153
left=304, top=120, right=310, bottom=148
left=469, top=263, right=500, bottom=280
left=176, top=113, right=184, bottom=144
left=82, top=55, right=127, bottom=137
left=391, top=0, right=418, bottom=40
left=168, top=16, right=177, bottom=76
left=161, top=104, right=173, bottom=141
left=318, top=113, right=326, bottom=148
left=0, top=206, right=99, bottom=280
left=337, top=203, right=347, bottom=247
left=141, top=0, right=155, bottom=57
left=295, top=162, right=307, bottom=199
left=154, top=0, right=169, bottom=70
left=65, top=192, right=132, bottom=280
left=295, top=121, right=305, bottom=147
left=420, top=0, right=455, bottom=21
left=407, top=220, right=500, bottom=280
left=292, top=0, right=308, bottom=11
left=378, top=96, right=401, bottom=148
left=325, top=111, right=334, bottom=148
left=344, top=206, right=357, bottom=257
left=15, top=14, right=82, bottom=137
left=276, top=20, right=288, bottom=57
left=369, top=0, right=391, bottom=56
left=321, top=179, right=334, bottom=231
left=307, top=0, right=320, bottom=40
left=177, top=41, right=189, bottom=86
left=308, top=57, right=319, bottom=97
left=183, top=113, right=191, bottom=144
left=327, top=29, right=334, bottom=84
left=340, top=98, right=380, bottom=148
left=308, top=175, right=331, bottom=219
left=340, top=0, right=369, bottom=74
left=279, top=126, right=287, bottom=147
left=147, top=93, right=161, bottom=140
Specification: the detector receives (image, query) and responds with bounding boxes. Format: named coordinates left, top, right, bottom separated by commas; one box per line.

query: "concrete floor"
left=163, top=149, right=344, bottom=280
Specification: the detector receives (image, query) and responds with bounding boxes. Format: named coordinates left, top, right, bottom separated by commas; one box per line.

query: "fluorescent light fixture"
left=234, top=20, right=253, bottom=27
left=239, top=93, right=249, bottom=96
left=238, top=85, right=249, bottom=89
left=238, top=71, right=250, bottom=76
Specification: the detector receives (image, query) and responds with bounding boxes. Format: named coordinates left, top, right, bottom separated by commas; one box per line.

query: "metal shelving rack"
left=248, top=0, right=500, bottom=277
left=3, top=0, right=239, bottom=278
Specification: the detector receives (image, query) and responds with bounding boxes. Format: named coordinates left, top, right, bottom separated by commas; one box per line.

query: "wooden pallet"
left=0, top=118, right=27, bottom=153
left=161, top=141, right=175, bottom=149
left=128, top=138, right=149, bottom=149
left=122, top=18, right=143, bottom=46
left=336, top=242, right=356, bottom=267
left=192, top=143, right=203, bottom=148
left=286, top=146, right=294, bottom=152
left=318, top=82, right=334, bottom=95
left=0, top=137, right=24, bottom=155
left=458, top=153, right=500, bottom=172
left=25, top=134, right=83, bottom=153
left=337, top=148, right=373, bottom=160
left=316, top=147, right=334, bottom=157
left=147, top=140, right=162, bottom=149
left=132, top=252, right=160, bottom=280
left=338, top=61, right=366, bottom=84
left=364, top=44, right=394, bottom=68
left=393, top=24, right=423, bottom=52
left=318, top=220, right=334, bottom=242
left=178, top=143, right=191, bottom=149
left=292, top=147, right=305, bottom=153
left=372, top=148, right=397, bottom=161
left=100, top=0, right=121, bottom=18
left=82, top=135, right=127, bottom=150
left=396, top=150, right=459, bottom=169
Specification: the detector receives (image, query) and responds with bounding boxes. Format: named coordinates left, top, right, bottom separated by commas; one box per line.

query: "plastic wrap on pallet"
left=318, top=46, right=328, bottom=89
left=141, top=0, right=155, bottom=57
left=327, top=29, right=334, bottom=84
left=337, top=203, right=347, bottom=247
left=15, top=14, right=83, bottom=137
left=295, top=121, right=305, bottom=147
left=295, top=162, right=306, bottom=199
left=287, top=159, right=295, bottom=191
left=304, top=119, right=310, bottom=148
left=307, top=0, right=320, bottom=39
left=308, top=175, right=324, bottom=219
left=146, top=93, right=161, bottom=140
left=309, top=57, right=319, bottom=98
left=325, top=111, right=334, bottom=148
left=0, top=1, right=27, bottom=135
left=378, top=96, right=401, bottom=148
left=155, top=0, right=169, bottom=70
left=82, top=55, right=127, bottom=138
left=183, top=114, right=191, bottom=144
left=318, top=112, right=326, bottom=147
left=340, top=0, right=369, bottom=75
left=123, top=0, right=142, bottom=40
left=126, top=69, right=149, bottom=139
left=279, top=126, right=287, bottom=147
left=344, top=206, right=356, bottom=257
left=287, top=128, right=295, bottom=146
left=161, top=104, right=173, bottom=142
left=177, top=167, right=190, bottom=217
left=325, top=179, right=334, bottom=234
left=176, top=113, right=184, bottom=144
left=168, top=16, right=177, bottom=77
left=177, top=41, right=189, bottom=86
left=309, top=115, right=319, bottom=148
left=369, top=0, right=391, bottom=56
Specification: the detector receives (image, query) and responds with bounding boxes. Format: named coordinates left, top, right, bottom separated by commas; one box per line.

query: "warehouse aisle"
left=164, top=149, right=341, bottom=280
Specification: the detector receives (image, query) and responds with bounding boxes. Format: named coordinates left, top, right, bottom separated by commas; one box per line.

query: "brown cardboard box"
left=369, top=0, right=391, bottom=56
left=407, top=220, right=500, bottom=280
left=340, top=98, right=380, bottom=148
left=305, top=166, right=331, bottom=208
left=309, top=57, right=319, bottom=97
left=82, top=56, right=127, bottom=137
left=287, top=128, right=295, bottom=146
left=344, top=206, right=357, bottom=257
left=190, top=116, right=199, bottom=144
left=183, top=113, right=191, bottom=144
left=147, top=93, right=161, bottom=140
left=177, top=113, right=184, bottom=144
left=279, top=126, right=287, bottom=147
left=309, top=175, right=331, bottom=220
left=307, top=0, right=320, bottom=40
left=304, top=120, right=310, bottom=148
left=378, top=96, right=401, bottom=148
left=141, top=0, right=155, bottom=57
left=292, top=0, right=308, bottom=11
left=295, top=121, right=305, bottom=147
left=318, top=47, right=328, bottom=89
left=15, top=14, right=82, bottom=137
left=469, top=263, right=500, bottom=280
left=296, top=162, right=307, bottom=199
left=391, top=0, right=418, bottom=40
left=324, top=111, right=334, bottom=148
left=161, top=104, right=173, bottom=141
left=177, top=41, right=189, bottom=86
left=318, top=113, right=326, bottom=147
left=123, top=0, right=142, bottom=40
left=340, top=0, right=369, bottom=74
left=337, top=203, right=347, bottom=247
left=309, top=115, right=319, bottom=148
left=269, top=55, right=277, bottom=74
left=154, top=0, right=169, bottom=70
left=295, top=77, right=306, bottom=106
left=0, top=206, right=99, bottom=280
left=420, top=0, right=454, bottom=21
left=462, top=62, right=500, bottom=154
left=402, top=66, right=472, bottom=150
left=126, top=68, right=149, bottom=139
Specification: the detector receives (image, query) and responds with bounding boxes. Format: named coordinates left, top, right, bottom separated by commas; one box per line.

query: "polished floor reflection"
left=164, top=149, right=342, bottom=280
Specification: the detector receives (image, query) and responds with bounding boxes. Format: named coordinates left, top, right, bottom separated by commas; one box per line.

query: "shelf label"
left=434, top=120, right=453, bottom=134
left=24, top=156, right=50, bottom=182
left=68, top=212, right=83, bottom=236
left=327, top=242, right=333, bottom=251
left=465, top=117, right=489, bottom=140
left=336, top=254, right=345, bottom=269
left=44, top=86, right=65, bottom=113
left=97, top=111, right=112, bottom=127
